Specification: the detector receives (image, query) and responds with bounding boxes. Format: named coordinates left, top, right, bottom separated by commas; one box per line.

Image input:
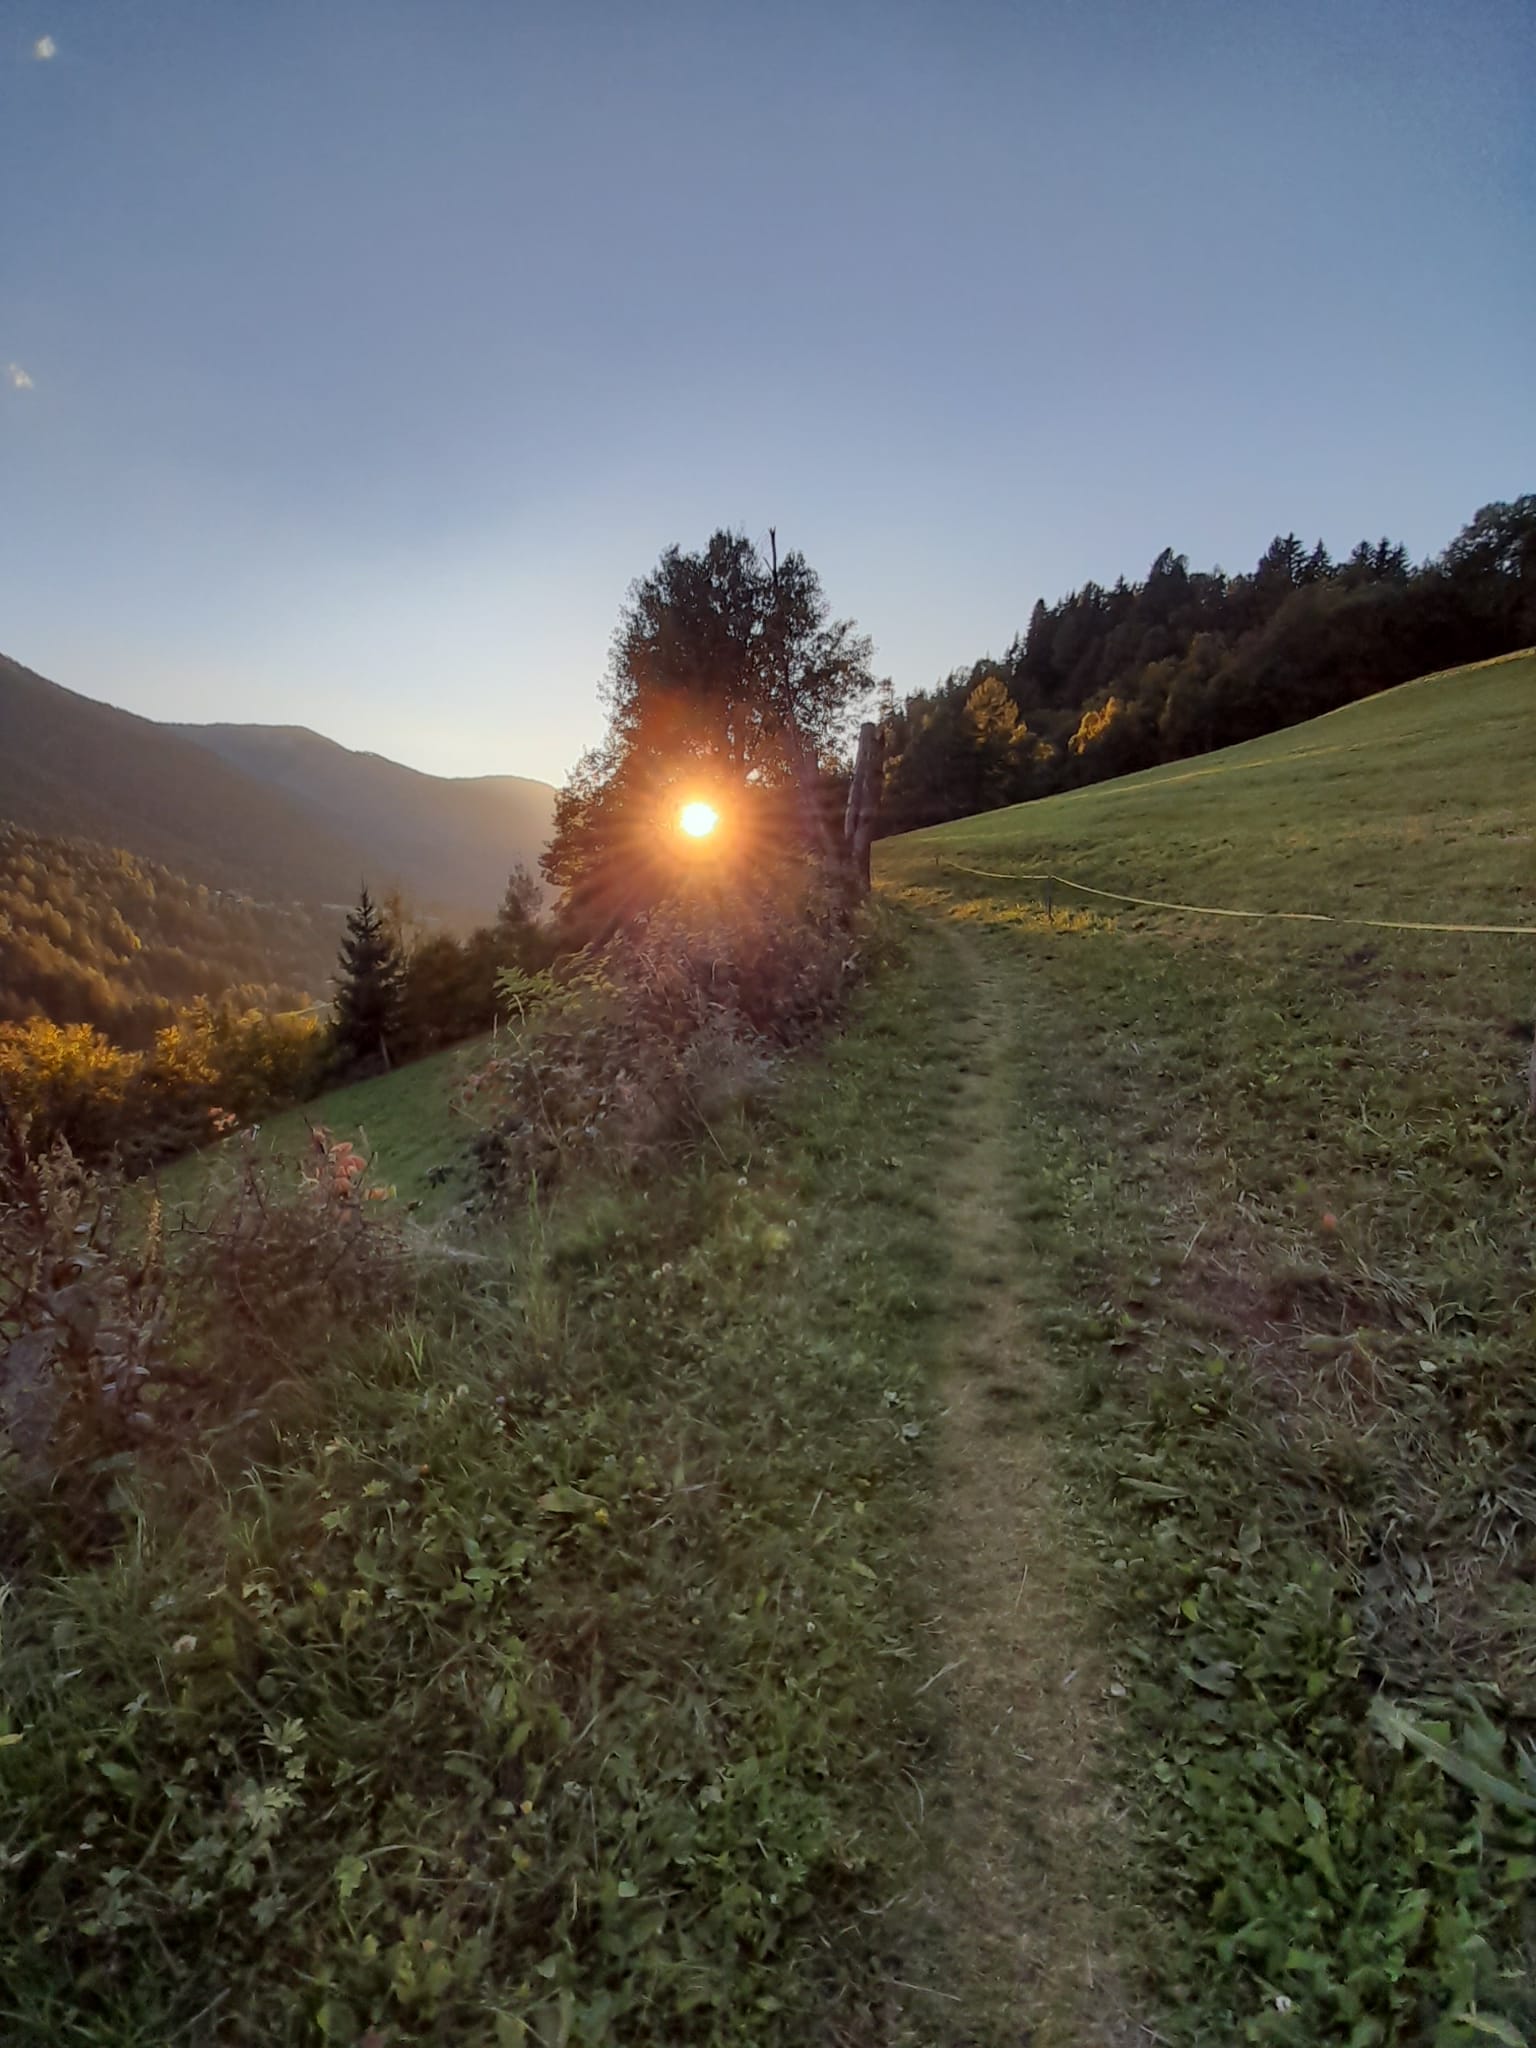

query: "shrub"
left=0, top=1004, right=326, bottom=1171
left=0, top=1111, right=419, bottom=1566
left=175, top=1125, right=418, bottom=1361
left=462, top=868, right=863, bottom=1200
left=0, top=1020, right=138, bottom=1162
left=0, top=1105, right=169, bottom=1551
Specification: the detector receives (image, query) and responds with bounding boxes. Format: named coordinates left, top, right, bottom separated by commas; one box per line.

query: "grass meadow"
left=150, top=1038, right=485, bottom=1226
left=878, top=648, right=1536, bottom=2042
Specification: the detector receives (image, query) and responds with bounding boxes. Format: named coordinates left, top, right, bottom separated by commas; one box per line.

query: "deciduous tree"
left=545, top=531, right=875, bottom=927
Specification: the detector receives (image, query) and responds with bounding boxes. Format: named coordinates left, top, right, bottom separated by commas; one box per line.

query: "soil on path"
left=910, top=921, right=1143, bottom=2048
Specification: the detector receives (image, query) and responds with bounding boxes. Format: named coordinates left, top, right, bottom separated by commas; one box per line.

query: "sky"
left=3, top=0, right=1533, bottom=787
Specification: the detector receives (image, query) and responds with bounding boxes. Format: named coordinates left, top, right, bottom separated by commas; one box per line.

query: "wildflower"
left=593, top=1507, right=610, bottom=1527
left=171, top=1635, right=198, bottom=1657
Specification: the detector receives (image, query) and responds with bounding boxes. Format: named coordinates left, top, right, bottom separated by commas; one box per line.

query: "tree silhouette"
left=331, top=884, right=403, bottom=1069
left=544, top=530, right=874, bottom=927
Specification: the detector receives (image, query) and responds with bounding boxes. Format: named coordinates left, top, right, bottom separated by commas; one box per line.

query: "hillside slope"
left=169, top=722, right=555, bottom=926
left=0, top=654, right=369, bottom=909
left=0, top=820, right=334, bottom=1044
left=880, top=648, right=1535, bottom=921
left=0, top=653, right=556, bottom=927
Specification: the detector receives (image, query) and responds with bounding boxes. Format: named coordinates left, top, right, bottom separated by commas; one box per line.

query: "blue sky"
left=3, top=0, right=1533, bottom=785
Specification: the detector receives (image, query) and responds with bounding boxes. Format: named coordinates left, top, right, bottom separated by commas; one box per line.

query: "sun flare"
left=678, top=800, right=719, bottom=839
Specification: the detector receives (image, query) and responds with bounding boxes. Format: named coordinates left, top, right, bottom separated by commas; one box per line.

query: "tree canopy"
left=545, top=531, right=875, bottom=927
left=882, top=494, right=1536, bottom=833
left=0, top=821, right=330, bottom=1046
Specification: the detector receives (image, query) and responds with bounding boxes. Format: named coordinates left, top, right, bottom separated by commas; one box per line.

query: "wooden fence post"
left=843, top=721, right=885, bottom=895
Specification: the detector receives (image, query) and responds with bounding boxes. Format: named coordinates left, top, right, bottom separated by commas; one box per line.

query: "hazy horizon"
left=4, top=0, right=1533, bottom=786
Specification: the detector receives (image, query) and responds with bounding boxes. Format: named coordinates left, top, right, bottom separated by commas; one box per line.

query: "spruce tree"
left=332, top=884, right=404, bottom=1068
left=495, top=862, right=543, bottom=945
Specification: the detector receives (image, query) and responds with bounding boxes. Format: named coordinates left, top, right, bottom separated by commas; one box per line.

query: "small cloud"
left=5, top=364, right=34, bottom=391
left=32, top=34, right=56, bottom=60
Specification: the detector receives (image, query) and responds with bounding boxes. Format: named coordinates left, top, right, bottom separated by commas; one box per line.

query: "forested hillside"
left=885, top=494, right=1536, bottom=830
left=0, top=655, right=555, bottom=929
left=0, top=822, right=331, bottom=1047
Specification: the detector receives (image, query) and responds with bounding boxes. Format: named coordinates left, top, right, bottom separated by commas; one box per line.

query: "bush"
left=0, top=1003, right=326, bottom=1171
left=0, top=1020, right=139, bottom=1163
left=462, top=868, right=863, bottom=1200
left=0, top=1107, right=168, bottom=1548
left=175, top=1125, right=418, bottom=1361
left=0, top=1111, right=419, bottom=1567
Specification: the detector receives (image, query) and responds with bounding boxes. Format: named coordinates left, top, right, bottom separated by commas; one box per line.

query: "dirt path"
left=913, top=922, right=1139, bottom=2047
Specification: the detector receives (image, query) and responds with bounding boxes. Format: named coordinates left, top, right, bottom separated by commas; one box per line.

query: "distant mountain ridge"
left=169, top=721, right=555, bottom=924
left=0, top=653, right=556, bottom=928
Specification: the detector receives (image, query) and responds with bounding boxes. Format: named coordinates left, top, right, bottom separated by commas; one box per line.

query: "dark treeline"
left=0, top=822, right=334, bottom=1046
left=883, top=495, right=1536, bottom=830
left=338, top=868, right=557, bottom=1072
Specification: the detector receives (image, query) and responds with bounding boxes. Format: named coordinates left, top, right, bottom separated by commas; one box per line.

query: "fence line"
left=933, top=858, right=1536, bottom=939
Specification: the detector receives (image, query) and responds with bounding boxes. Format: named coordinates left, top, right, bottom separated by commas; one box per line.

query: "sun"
left=678, top=800, right=719, bottom=839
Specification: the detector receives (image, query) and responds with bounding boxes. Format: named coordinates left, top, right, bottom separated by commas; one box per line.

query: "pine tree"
left=496, top=863, right=543, bottom=942
left=332, top=884, right=404, bottom=1069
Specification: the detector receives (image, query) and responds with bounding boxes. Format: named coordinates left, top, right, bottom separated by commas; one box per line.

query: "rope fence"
left=932, top=857, right=1536, bottom=939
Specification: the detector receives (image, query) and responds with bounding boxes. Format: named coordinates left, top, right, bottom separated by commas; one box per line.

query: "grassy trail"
left=875, top=658, right=1536, bottom=2040
left=917, top=922, right=1137, bottom=2046
left=877, top=859, right=1535, bottom=2039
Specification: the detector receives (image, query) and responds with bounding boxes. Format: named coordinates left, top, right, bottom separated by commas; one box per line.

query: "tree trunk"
left=843, top=720, right=885, bottom=895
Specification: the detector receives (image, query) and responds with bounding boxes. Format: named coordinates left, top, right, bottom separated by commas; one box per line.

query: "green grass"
left=1, top=922, right=966, bottom=2045
left=152, top=1039, right=486, bottom=1224
left=885, top=647, right=1535, bottom=925
left=879, top=650, right=1536, bottom=2043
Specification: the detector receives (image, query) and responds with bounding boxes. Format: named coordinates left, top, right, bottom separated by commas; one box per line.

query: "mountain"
left=0, top=653, right=555, bottom=927
left=0, top=653, right=371, bottom=906
left=168, top=723, right=555, bottom=927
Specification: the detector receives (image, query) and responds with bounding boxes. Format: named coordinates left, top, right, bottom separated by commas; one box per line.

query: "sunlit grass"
left=881, top=648, right=1535, bottom=925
